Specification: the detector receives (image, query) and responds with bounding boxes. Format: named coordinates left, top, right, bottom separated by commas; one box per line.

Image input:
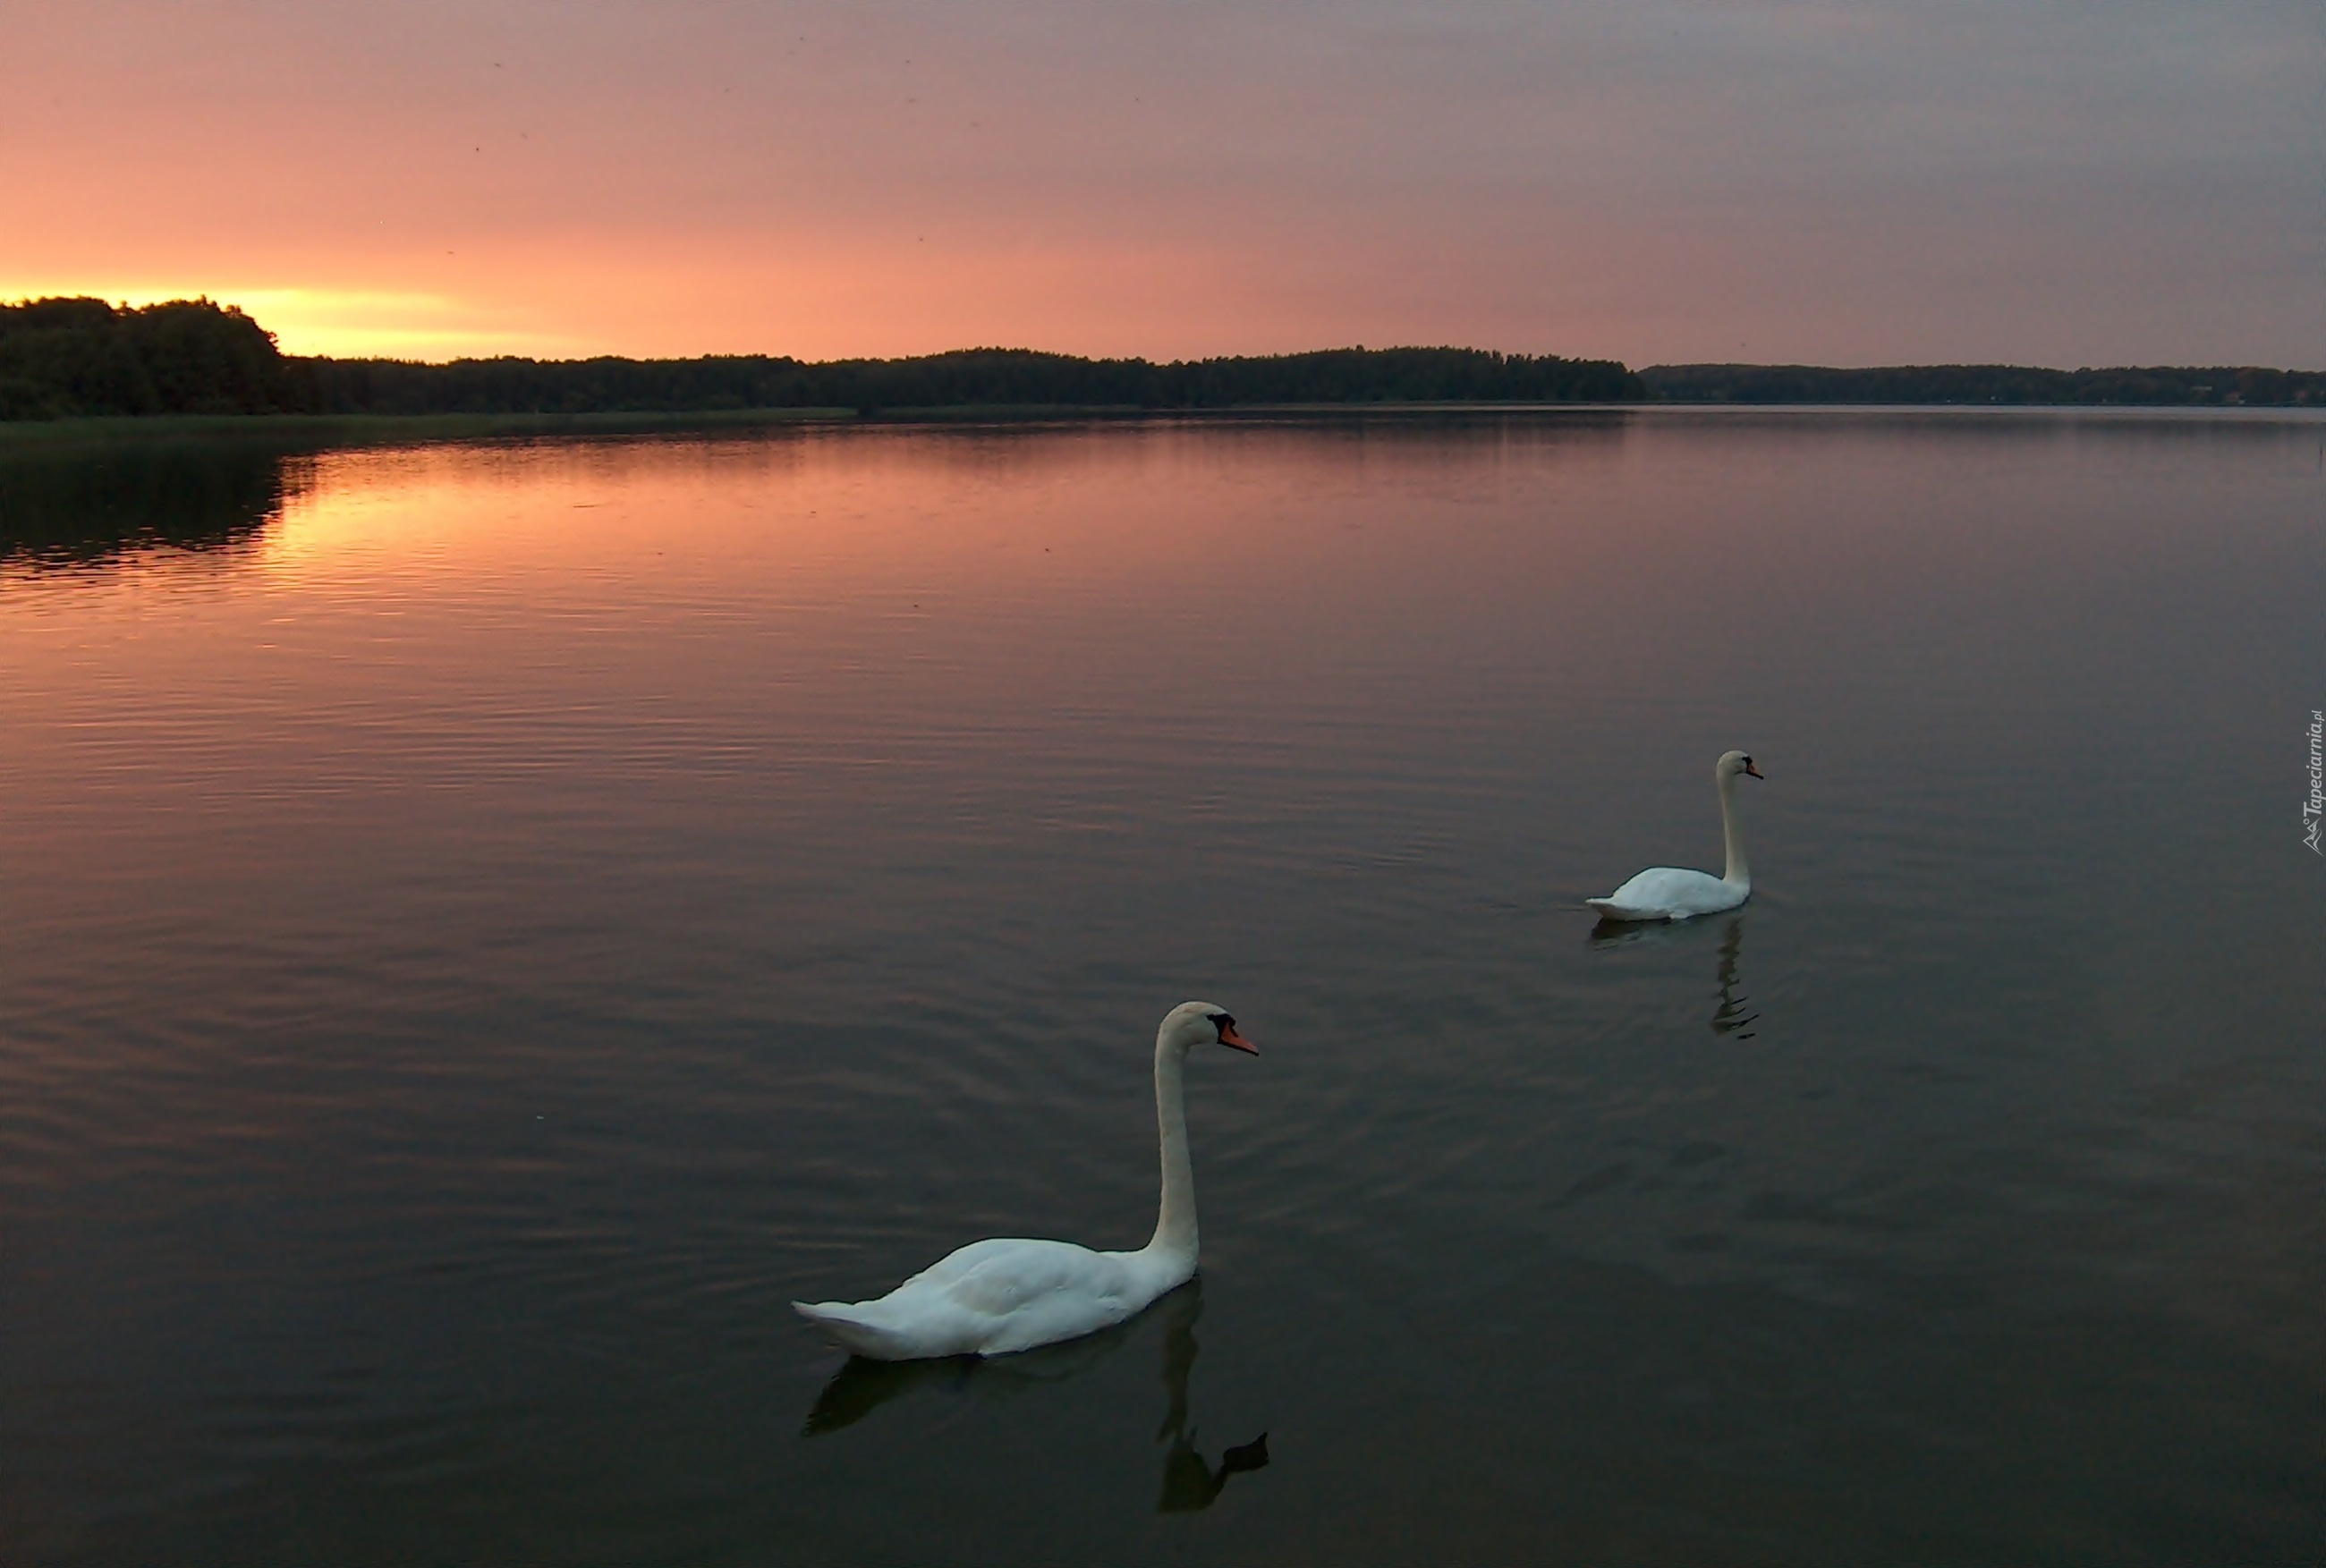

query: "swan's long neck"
left=1144, top=1036, right=1199, bottom=1268
left=1719, top=768, right=1751, bottom=888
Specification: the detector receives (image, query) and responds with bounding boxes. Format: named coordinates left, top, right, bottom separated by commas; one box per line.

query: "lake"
left=3, top=411, right=2321, bottom=1564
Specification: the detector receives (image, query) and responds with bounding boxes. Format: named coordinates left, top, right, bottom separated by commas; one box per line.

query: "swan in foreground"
left=794, top=1002, right=1258, bottom=1360
left=1587, top=750, right=1763, bottom=921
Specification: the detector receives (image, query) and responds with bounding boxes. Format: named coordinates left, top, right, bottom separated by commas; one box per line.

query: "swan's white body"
left=1587, top=750, right=1762, bottom=922
left=794, top=1002, right=1253, bottom=1361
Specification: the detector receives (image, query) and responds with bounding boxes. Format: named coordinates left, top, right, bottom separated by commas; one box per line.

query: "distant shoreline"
left=16, top=297, right=2322, bottom=430
left=6, top=399, right=2322, bottom=453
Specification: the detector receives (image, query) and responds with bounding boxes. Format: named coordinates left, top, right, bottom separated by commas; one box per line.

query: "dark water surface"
left=4, top=412, right=2322, bottom=1564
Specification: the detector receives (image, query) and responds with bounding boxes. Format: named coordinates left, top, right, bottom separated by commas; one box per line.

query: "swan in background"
left=1587, top=750, right=1763, bottom=921
left=794, top=1002, right=1258, bottom=1361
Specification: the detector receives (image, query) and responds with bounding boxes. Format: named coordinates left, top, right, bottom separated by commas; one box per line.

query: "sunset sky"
left=4, top=0, right=2318, bottom=367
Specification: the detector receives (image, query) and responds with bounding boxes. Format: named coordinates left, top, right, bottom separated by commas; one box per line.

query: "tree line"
left=2, top=298, right=1638, bottom=419
left=1, top=297, right=302, bottom=419
left=1638, top=362, right=2323, bottom=407
left=6, top=298, right=2320, bottom=420
left=307, top=342, right=1643, bottom=414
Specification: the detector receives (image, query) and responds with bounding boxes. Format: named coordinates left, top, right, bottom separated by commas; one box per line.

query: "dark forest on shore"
left=1636, top=361, right=2323, bottom=408
left=0, top=297, right=1637, bottom=420
left=3, top=297, right=2318, bottom=422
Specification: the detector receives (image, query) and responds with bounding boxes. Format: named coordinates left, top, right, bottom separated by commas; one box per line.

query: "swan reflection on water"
left=1588, top=913, right=1761, bottom=1040
left=802, top=1279, right=1269, bottom=1513
left=1708, top=917, right=1760, bottom=1039
left=1151, top=1284, right=1269, bottom=1512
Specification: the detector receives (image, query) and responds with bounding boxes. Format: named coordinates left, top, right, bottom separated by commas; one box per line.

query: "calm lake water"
left=3, top=411, right=2322, bottom=1564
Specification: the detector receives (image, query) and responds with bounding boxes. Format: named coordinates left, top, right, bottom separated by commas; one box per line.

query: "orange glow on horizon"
left=0, top=229, right=1658, bottom=366
left=3, top=0, right=2317, bottom=368
left=0, top=282, right=601, bottom=360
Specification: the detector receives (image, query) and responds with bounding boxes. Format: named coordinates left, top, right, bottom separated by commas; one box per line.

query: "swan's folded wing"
left=936, top=1240, right=1143, bottom=1352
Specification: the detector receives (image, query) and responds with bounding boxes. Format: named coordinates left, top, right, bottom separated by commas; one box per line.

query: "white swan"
left=1586, top=750, right=1763, bottom=921
left=794, top=1002, right=1258, bottom=1360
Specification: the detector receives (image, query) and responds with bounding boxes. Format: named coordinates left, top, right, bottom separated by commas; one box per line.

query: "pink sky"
left=4, top=0, right=2318, bottom=366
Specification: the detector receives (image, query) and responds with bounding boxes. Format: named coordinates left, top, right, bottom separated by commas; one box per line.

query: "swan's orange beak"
left=1218, top=1022, right=1259, bottom=1055
left=1744, top=761, right=1764, bottom=778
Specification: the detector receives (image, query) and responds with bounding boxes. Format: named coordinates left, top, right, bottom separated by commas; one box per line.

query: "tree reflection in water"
left=801, top=1277, right=1268, bottom=1513
left=0, top=440, right=309, bottom=568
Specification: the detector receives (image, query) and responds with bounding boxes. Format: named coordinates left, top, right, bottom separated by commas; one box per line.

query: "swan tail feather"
left=1586, top=898, right=1660, bottom=922
left=793, top=1301, right=915, bottom=1360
